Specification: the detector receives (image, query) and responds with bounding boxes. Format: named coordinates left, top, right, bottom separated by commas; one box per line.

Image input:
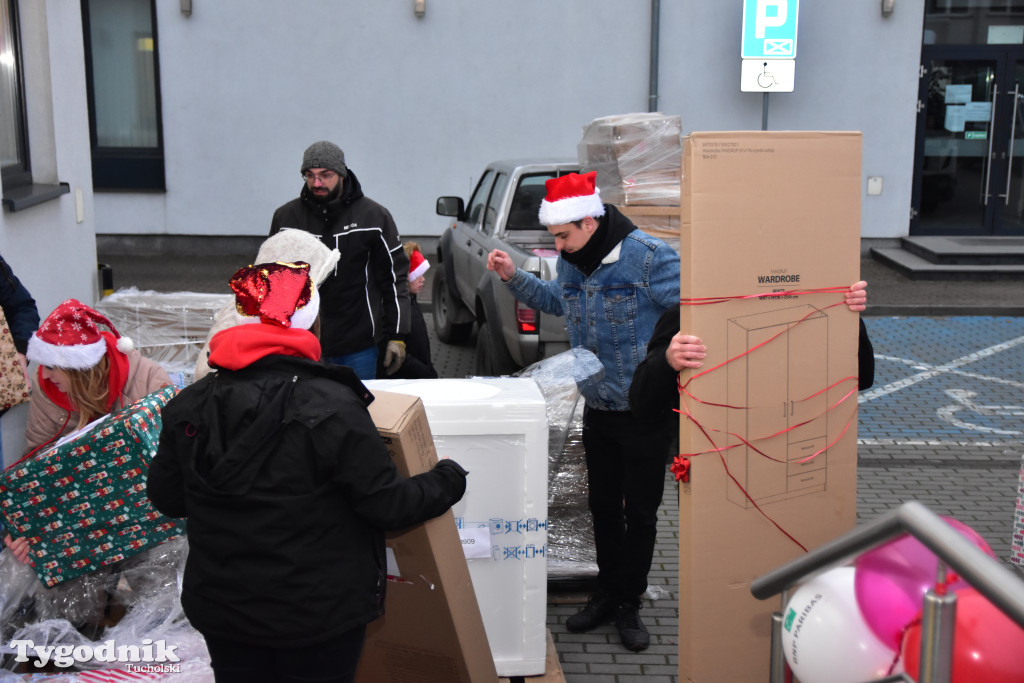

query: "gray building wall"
left=4, top=1, right=923, bottom=311
left=0, top=1, right=97, bottom=315
left=93, top=1, right=922, bottom=243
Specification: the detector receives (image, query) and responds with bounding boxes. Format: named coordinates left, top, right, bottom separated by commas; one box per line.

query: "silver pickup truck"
left=433, top=159, right=578, bottom=375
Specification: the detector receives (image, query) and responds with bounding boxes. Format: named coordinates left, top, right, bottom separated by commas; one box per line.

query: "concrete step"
left=870, top=246, right=1024, bottom=280
left=901, top=235, right=1024, bottom=266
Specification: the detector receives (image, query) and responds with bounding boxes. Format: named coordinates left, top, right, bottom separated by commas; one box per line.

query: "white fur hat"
left=257, top=228, right=340, bottom=286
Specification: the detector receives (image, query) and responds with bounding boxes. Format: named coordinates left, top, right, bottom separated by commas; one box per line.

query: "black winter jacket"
left=0, top=253, right=39, bottom=354
left=269, top=169, right=411, bottom=357
left=147, top=355, right=467, bottom=647
left=385, top=295, right=437, bottom=379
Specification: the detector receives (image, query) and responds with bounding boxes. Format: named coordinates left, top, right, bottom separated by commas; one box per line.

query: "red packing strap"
left=680, top=286, right=852, bottom=306
left=673, top=287, right=859, bottom=553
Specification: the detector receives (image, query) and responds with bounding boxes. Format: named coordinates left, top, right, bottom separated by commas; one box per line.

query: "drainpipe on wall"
left=648, top=0, right=661, bottom=112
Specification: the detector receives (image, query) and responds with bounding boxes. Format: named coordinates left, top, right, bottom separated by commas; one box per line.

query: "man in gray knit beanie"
left=270, top=141, right=411, bottom=380
left=302, top=141, right=348, bottom=179
left=299, top=141, right=348, bottom=203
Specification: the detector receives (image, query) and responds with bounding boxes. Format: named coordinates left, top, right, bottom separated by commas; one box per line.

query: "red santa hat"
left=27, top=299, right=134, bottom=370
left=538, top=171, right=606, bottom=226
left=230, top=261, right=320, bottom=330
left=409, top=249, right=430, bottom=281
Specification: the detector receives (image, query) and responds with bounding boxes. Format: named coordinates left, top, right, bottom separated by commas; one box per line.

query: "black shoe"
left=566, top=592, right=618, bottom=633
left=615, top=600, right=650, bottom=651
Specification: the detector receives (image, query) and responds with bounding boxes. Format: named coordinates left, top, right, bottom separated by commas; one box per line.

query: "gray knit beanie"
left=301, top=141, right=348, bottom=178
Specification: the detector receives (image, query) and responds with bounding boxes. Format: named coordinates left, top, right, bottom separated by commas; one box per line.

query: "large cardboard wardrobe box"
left=355, top=390, right=498, bottom=683
left=677, top=132, right=862, bottom=682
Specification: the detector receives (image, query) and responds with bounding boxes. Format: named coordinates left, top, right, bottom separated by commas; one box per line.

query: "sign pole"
left=762, top=93, right=769, bottom=131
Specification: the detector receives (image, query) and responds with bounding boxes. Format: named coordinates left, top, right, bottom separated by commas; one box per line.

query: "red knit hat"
left=230, top=261, right=320, bottom=330
left=409, top=249, right=430, bottom=281
left=27, top=299, right=134, bottom=370
left=538, top=171, right=606, bottom=226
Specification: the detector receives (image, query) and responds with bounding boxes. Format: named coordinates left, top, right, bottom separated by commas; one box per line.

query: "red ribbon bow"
left=670, top=456, right=690, bottom=483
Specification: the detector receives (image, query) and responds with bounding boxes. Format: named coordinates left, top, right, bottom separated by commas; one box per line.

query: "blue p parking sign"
left=742, top=0, right=799, bottom=59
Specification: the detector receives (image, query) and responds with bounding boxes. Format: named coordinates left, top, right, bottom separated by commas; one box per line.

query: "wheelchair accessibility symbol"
left=937, top=388, right=1023, bottom=435
left=757, top=62, right=777, bottom=88
left=740, top=58, right=795, bottom=93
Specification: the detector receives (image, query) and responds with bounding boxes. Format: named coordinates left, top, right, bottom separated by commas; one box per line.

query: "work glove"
left=383, top=340, right=406, bottom=376
left=433, top=458, right=470, bottom=503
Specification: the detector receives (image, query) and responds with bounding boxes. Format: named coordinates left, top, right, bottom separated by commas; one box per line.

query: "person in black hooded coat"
left=147, top=261, right=467, bottom=683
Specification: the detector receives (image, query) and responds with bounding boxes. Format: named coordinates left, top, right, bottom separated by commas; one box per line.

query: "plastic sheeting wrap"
left=515, top=348, right=603, bottom=580
left=95, top=288, right=232, bottom=388
left=578, top=112, right=683, bottom=207
left=1013, top=454, right=1024, bottom=568
left=0, top=538, right=213, bottom=681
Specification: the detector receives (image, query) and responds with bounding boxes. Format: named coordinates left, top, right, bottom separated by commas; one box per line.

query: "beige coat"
left=23, top=349, right=172, bottom=455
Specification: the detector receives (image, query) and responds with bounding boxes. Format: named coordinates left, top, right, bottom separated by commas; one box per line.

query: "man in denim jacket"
left=487, top=171, right=678, bottom=651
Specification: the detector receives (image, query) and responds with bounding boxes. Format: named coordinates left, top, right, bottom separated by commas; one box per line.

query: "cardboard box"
left=578, top=112, right=682, bottom=206
left=355, top=390, right=498, bottom=683
left=677, top=131, right=862, bottom=681
left=366, top=378, right=549, bottom=677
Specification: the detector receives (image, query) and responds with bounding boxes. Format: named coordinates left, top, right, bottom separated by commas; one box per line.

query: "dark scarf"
left=559, top=205, right=637, bottom=277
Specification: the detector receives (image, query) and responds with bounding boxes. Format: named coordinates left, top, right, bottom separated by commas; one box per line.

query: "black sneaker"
left=565, top=592, right=618, bottom=633
left=615, top=600, right=650, bottom=651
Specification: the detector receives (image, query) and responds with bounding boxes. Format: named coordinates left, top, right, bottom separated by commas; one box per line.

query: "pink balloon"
left=853, top=517, right=996, bottom=652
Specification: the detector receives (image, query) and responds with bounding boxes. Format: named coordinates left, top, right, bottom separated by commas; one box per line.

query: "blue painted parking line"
left=858, top=317, right=1024, bottom=446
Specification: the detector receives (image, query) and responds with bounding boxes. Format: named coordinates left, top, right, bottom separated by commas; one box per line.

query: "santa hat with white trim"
left=27, top=299, right=134, bottom=370
left=538, top=171, right=606, bottom=226
left=409, top=248, right=430, bottom=281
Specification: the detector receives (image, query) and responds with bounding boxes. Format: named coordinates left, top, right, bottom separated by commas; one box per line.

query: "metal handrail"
left=751, top=501, right=1024, bottom=683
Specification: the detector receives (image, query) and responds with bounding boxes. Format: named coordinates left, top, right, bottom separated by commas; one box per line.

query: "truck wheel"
left=432, top=268, right=473, bottom=344
left=475, top=320, right=518, bottom=376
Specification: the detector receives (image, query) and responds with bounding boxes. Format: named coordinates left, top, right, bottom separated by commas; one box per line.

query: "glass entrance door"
left=913, top=46, right=1024, bottom=235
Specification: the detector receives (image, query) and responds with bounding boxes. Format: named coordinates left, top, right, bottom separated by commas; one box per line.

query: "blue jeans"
left=324, top=346, right=378, bottom=380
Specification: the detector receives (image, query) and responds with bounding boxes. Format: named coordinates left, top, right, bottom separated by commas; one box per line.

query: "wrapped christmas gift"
left=0, top=385, right=182, bottom=587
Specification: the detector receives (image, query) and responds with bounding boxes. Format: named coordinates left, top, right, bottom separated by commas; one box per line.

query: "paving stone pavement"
left=97, top=248, right=1023, bottom=682
left=427, top=313, right=1024, bottom=683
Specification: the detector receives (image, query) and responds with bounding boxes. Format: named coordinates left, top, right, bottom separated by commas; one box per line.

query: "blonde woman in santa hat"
left=147, top=261, right=468, bottom=683
left=2, top=299, right=172, bottom=622
left=21, top=299, right=172, bottom=455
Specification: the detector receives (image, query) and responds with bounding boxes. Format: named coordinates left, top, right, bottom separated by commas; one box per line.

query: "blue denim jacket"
left=505, top=229, right=680, bottom=411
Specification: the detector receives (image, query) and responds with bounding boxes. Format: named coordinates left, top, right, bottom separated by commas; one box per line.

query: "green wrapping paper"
left=0, top=385, right=183, bottom=587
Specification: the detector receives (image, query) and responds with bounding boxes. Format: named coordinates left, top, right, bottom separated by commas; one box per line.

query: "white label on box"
left=386, top=546, right=401, bottom=577
left=459, top=526, right=491, bottom=559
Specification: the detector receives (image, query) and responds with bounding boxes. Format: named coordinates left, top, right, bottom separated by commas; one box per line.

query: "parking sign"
left=741, top=0, right=799, bottom=59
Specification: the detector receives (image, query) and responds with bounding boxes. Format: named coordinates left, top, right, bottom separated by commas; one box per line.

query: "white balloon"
left=781, top=567, right=898, bottom=683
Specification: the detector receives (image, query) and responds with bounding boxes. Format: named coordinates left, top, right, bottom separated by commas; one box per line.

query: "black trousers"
left=581, top=406, right=672, bottom=601
left=204, top=625, right=366, bottom=683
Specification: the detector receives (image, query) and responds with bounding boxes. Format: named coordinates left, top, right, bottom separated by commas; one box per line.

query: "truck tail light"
left=515, top=301, right=538, bottom=334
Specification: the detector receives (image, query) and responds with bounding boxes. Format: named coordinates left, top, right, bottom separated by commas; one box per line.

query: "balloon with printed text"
left=781, top=567, right=897, bottom=683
